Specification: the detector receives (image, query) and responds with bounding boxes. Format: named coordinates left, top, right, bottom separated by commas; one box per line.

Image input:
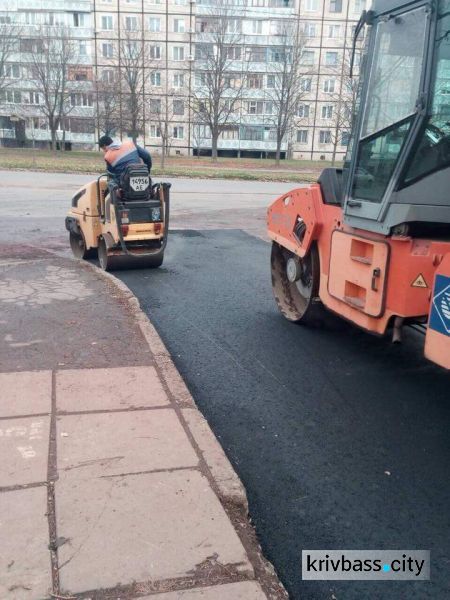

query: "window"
left=329, top=0, right=342, bottom=12
left=70, top=93, right=93, bottom=107
left=298, top=104, right=310, bottom=118
left=173, top=46, right=184, bottom=61
left=149, top=18, right=161, bottom=33
left=124, top=41, right=139, bottom=59
left=24, top=91, right=40, bottom=105
left=297, top=129, right=308, bottom=143
left=301, top=78, right=312, bottom=92
left=125, top=16, right=138, bottom=31
left=173, top=126, right=184, bottom=139
left=341, top=131, right=350, bottom=146
left=226, top=19, right=241, bottom=33
left=303, top=22, right=316, bottom=38
left=73, top=13, right=85, bottom=27
left=319, top=130, right=332, bottom=144
left=267, top=74, right=275, bottom=88
left=101, top=15, right=113, bottom=30
left=251, top=20, right=263, bottom=34
left=221, top=127, right=239, bottom=140
left=173, top=100, right=184, bottom=115
left=321, top=105, right=333, bottom=119
left=150, top=45, right=161, bottom=59
left=301, top=51, right=315, bottom=66
left=78, top=40, right=88, bottom=56
left=150, top=99, right=161, bottom=114
left=246, top=46, right=267, bottom=62
left=353, top=0, right=366, bottom=12
left=23, top=12, right=36, bottom=25
left=150, top=125, right=161, bottom=137
left=247, top=74, right=263, bottom=89
left=173, top=73, right=184, bottom=87
left=323, top=78, right=335, bottom=93
left=226, top=46, right=241, bottom=60
left=0, top=90, right=21, bottom=103
left=241, top=126, right=263, bottom=141
left=102, top=69, right=115, bottom=83
left=325, top=52, right=338, bottom=66
left=247, top=101, right=262, bottom=114
left=328, top=24, right=341, bottom=38
left=2, top=64, right=20, bottom=78
left=174, top=18, right=185, bottom=33
left=102, top=42, right=113, bottom=58
left=304, top=0, right=318, bottom=10
left=195, top=72, right=207, bottom=86
left=151, top=72, right=161, bottom=86
left=149, top=0, right=162, bottom=3
left=20, top=39, right=43, bottom=53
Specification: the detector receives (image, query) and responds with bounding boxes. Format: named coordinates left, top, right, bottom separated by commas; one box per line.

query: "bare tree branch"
left=0, top=20, right=20, bottom=96
left=30, top=26, right=82, bottom=150
left=191, top=0, right=249, bottom=162
left=265, top=22, right=309, bottom=165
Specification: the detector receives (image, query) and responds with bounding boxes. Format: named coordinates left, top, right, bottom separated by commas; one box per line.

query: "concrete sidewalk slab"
left=0, top=487, right=51, bottom=600
left=56, top=365, right=169, bottom=412
left=0, top=416, right=49, bottom=487
left=0, top=256, right=152, bottom=373
left=57, top=409, right=198, bottom=478
left=57, top=470, right=253, bottom=594
left=0, top=371, right=51, bottom=417
left=142, top=581, right=268, bottom=599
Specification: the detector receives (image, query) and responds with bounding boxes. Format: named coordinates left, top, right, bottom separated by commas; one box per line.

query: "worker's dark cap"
left=98, top=135, right=113, bottom=148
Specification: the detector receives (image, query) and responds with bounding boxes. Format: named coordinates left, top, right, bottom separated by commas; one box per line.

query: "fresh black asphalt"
left=117, top=229, right=450, bottom=600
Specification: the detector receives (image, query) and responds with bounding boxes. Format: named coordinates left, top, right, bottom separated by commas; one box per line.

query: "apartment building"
left=92, top=0, right=194, bottom=155
left=0, top=0, right=95, bottom=149
left=193, top=0, right=366, bottom=160
left=0, top=0, right=366, bottom=160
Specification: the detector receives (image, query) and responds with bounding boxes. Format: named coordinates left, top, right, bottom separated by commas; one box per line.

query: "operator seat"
left=318, top=168, right=343, bottom=206
left=119, top=163, right=152, bottom=202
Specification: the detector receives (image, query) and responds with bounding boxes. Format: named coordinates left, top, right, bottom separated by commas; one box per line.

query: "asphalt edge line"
left=79, top=260, right=289, bottom=599
left=81, top=261, right=249, bottom=512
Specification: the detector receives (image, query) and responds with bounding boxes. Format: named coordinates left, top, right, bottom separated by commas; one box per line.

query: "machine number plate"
left=130, top=176, right=149, bottom=192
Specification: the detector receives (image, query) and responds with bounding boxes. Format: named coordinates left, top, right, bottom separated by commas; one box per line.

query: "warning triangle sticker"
left=411, top=274, right=428, bottom=288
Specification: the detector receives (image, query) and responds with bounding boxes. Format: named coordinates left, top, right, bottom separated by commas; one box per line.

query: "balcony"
left=0, top=128, right=15, bottom=139
left=17, top=0, right=91, bottom=11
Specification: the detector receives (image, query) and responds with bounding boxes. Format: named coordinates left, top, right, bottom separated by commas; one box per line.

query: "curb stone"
left=80, top=260, right=290, bottom=599
left=81, top=260, right=248, bottom=511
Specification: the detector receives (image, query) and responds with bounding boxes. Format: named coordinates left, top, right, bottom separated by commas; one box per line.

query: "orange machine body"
left=267, top=184, right=450, bottom=370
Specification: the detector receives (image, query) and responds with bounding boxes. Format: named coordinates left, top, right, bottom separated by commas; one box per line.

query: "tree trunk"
left=275, top=139, right=282, bottom=167
left=331, top=141, right=338, bottom=166
left=50, top=128, right=57, bottom=152
left=160, top=138, right=166, bottom=169
left=211, top=131, right=219, bottom=163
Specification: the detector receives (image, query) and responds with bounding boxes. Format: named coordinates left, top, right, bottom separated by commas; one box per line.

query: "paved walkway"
left=0, top=245, right=286, bottom=600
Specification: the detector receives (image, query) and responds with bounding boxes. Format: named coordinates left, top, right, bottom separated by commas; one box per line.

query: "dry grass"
left=0, top=148, right=333, bottom=183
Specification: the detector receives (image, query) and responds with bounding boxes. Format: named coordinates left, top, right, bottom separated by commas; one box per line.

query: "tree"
left=118, top=26, right=153, bottom=143
left=30, top=26, right=81, bottom=150
left=0, top=20, right=20, bottom=97
left=265, top=22, right=308, bottom=165
left=328, top=52, right=359, bottom=165
left=149, top=91, right=186, bottom=169
left=191, top=1, right=248, bottom=162
left=95, top=72, right=120, bottom=137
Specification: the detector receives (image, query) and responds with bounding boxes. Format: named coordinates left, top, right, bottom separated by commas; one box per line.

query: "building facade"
left=0, top=0, right=95, bottom=149
left=0, top=0, right=367, bottom=160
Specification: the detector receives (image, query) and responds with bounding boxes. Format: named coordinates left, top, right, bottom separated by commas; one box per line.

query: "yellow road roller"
left=66, top=164, right=170, bottom=270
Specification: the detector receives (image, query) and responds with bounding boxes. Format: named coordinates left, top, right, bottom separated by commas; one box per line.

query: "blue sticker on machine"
left=429, top=275, right=450, bottom=336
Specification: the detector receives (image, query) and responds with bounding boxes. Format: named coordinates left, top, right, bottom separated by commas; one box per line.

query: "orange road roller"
left=268, top=0, right=450, bottom=370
